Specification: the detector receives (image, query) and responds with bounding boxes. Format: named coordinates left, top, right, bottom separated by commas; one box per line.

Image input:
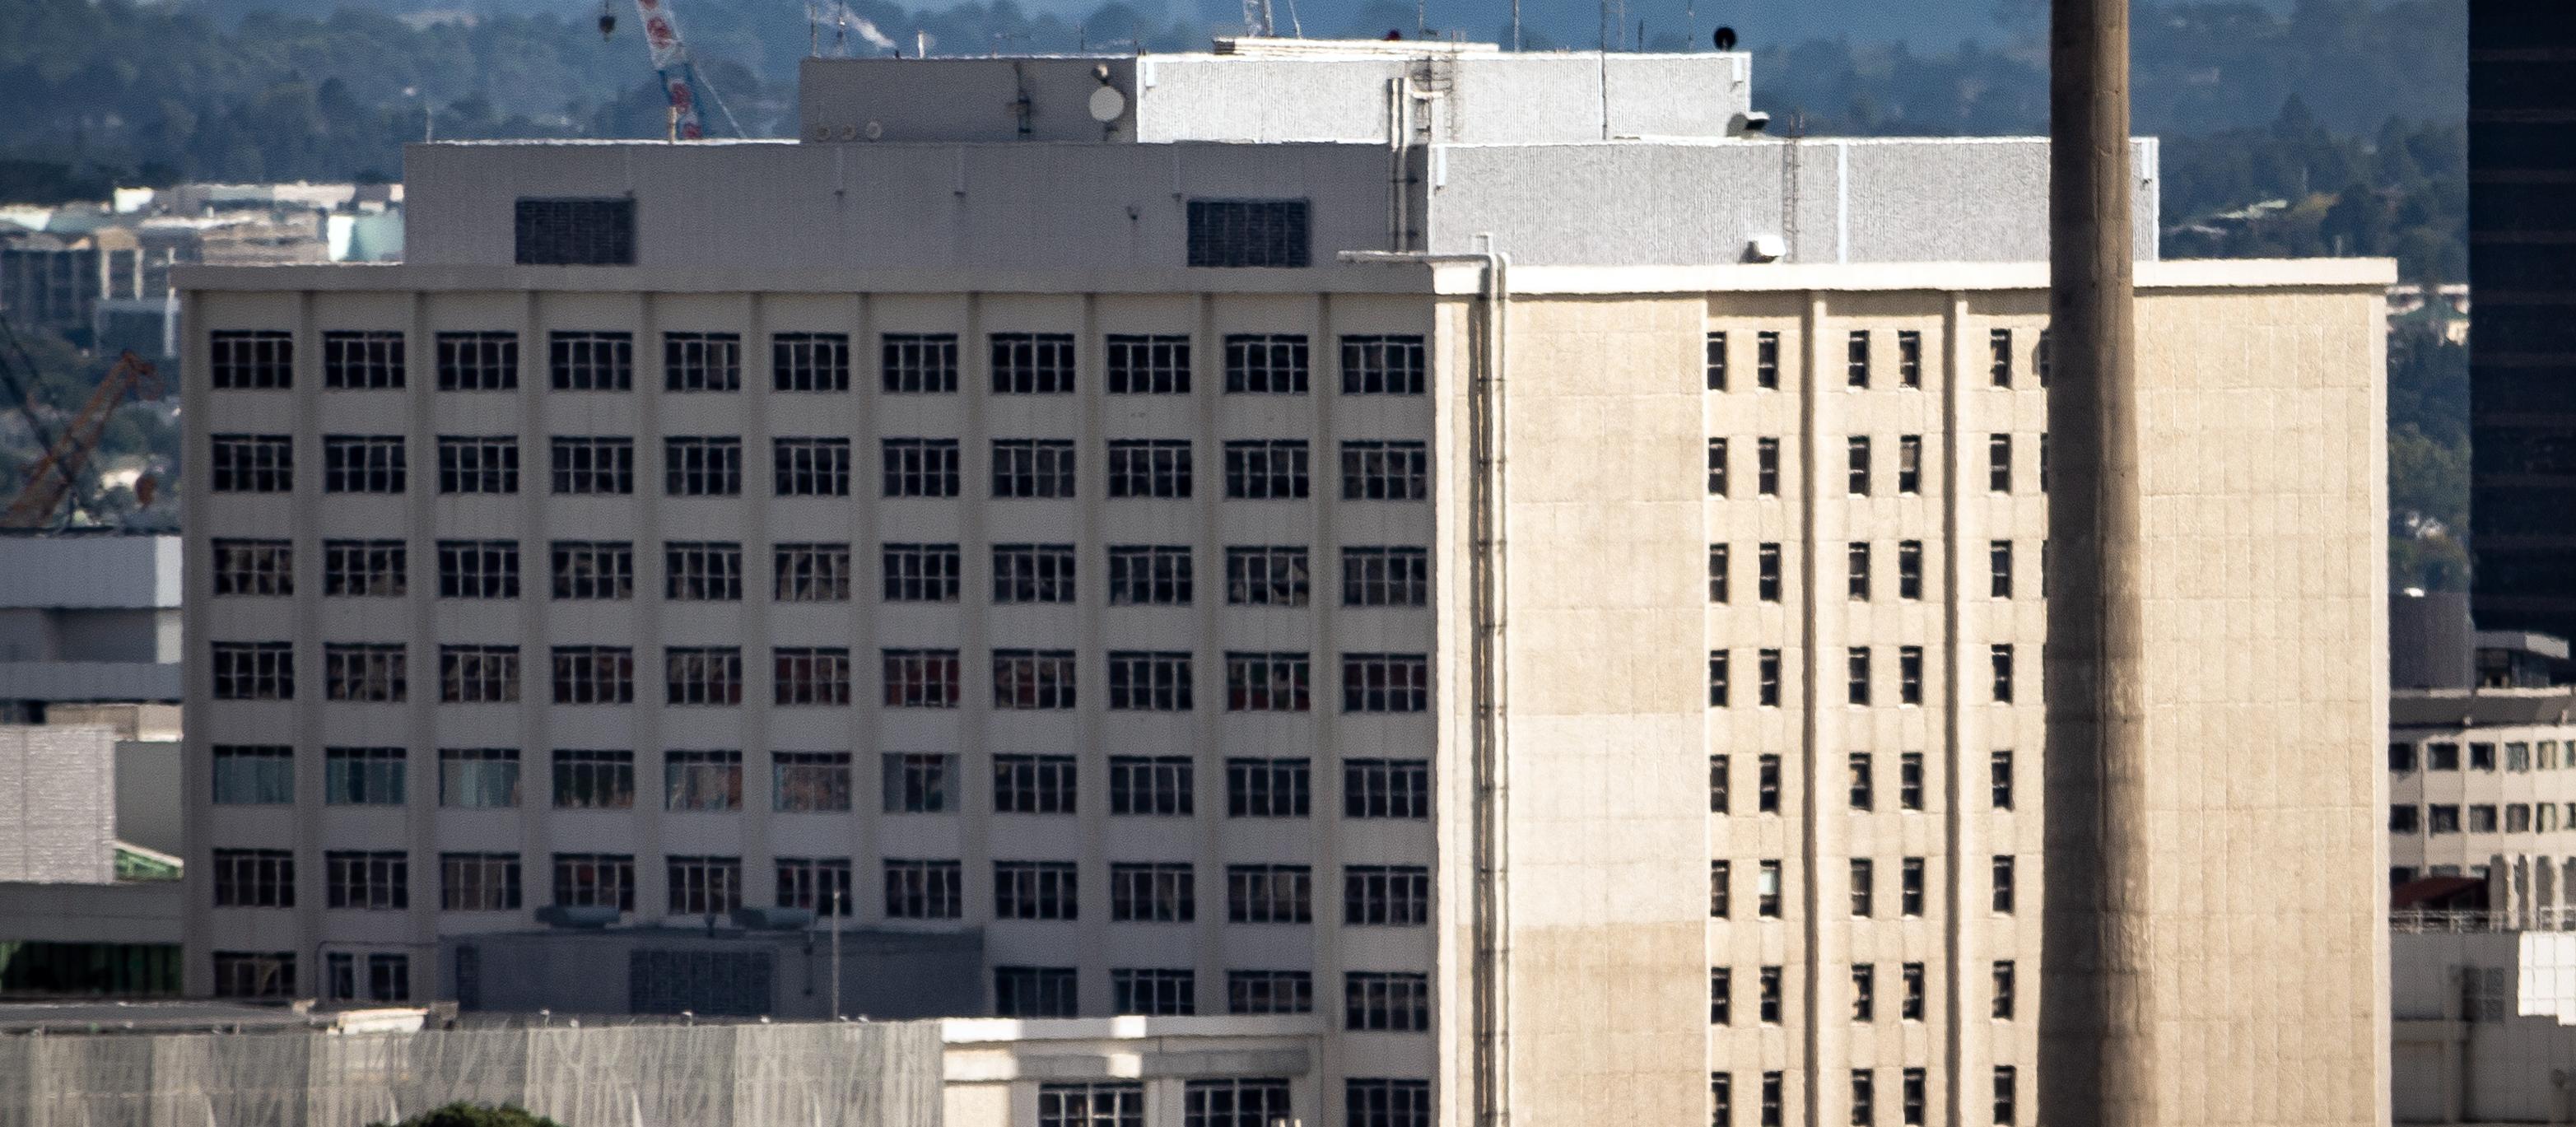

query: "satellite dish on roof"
left=1089, top=85, right=1127, bottom=123
left=1714, top=26, right=1736, bottom=50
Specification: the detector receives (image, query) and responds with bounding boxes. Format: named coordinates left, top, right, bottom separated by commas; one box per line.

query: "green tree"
left=367, top=1103, right=565, bottom=1127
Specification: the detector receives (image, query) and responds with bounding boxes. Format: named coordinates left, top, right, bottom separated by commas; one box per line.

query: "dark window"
left=438, top=644, right=519, bottom=703
left=1106, top=440, right=1192, bottom=499
left=1227, top=545, right=1309, bottom=606
left=1227, top=971, right=1312, bottom=1014
left=1226, top=333, right=1310, bottom=394
left=323, top=435, right=405, bottom=493
left=883, top=543, right=962, bottom=602
left=994, top=544, right=1077, bottom=603
left=210, top=330, right=293, bottom=389
left=1184, top=1079, right=1293, bottom=1127
left=552, top=541, right=634, bottom=600
left=1345, top=1079, right=1431, bottom=1127
left=1224, top=440, right=1310, bottom=499
left=1106, top=334, right=1190, bottom=394
left=1755, top=331, right=1781, bottom=389
left=1344, top=547, right=1428, bottom=607
left=992, top=333, right=1078, bottom=394
left=515, top=198, right=635, bottom=265
left=883, top=649, right=962, bottom=708
left=995, top=755, right=1078, bottom=814
left=992, top=649, right=1078, bottom=710
left=550, top=436, right=634, bottom=494
left=1110, top=863, right=1195, bottom=922
left=1706, top=331, right=1729, bottom=391
left=663, top=332, right=741, bottom=392
left=323, top=330, right=404, bottom=389
left=550, top=645, right=634, bottom=704
left=437, top=540, right=519, bottom=599
left=548, top=331, right=632, bottom=390
left=1108, top=651, right=1195, bottom=710
left=886, top=437, right=968, bottom=494
left=1109, top=546, right=1193, bottom=605
left=552, top=853, right=636, bottom=910
left=664, top=437, right=742, bottom=496
left=664, top=648, right=744, bottom=706
left=1227, top=864, right=1312, bottom=923
left=775, top=543, right=852, bottom=602
left=437, top=332, right=517, bottom=391
left=1342, top=335, right=1426, bottom=394
left=1186, top=199, right=1310, bottom=268
left=1342, top=440, right=1428, bottom=501
left=1342, top=864, right=1428, bottom=925
left=993, top=439, right=1077, bottom=498
left=774, top=437, right=852, bottom=496
left=553, top=750, right=635, bottom=809
left=437, top=435, right=519, bottom=495
left=772, top=332, right=850, bottom=392
left=1344, top=971, right=1430, bottom=1031
left=994, top=860, right=1079, bottom=920
left=883, top=752, right=955, bottom=813
left=1897, top=329, right=1922, bottom=388
left=212, top=539, right=294, bottom=596
left=773, top=648, right=853, bottom=706
left=1112, top=968, right=1195, bottom=1015
left=1110, top=756, right=1195, bottom=816
left=1345, top=758, right=1429, bottom=818
left=1226, top=651, right=1310, bottom=711
left=881, top=333, right=958, bottom=393
left=1227, top=757, right=1311, bottom=817
left=212, top=435, right=292, bottom=492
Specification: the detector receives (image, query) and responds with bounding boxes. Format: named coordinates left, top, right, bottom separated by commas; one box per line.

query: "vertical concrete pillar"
left=2039, top=0, right=2149, bottom=1123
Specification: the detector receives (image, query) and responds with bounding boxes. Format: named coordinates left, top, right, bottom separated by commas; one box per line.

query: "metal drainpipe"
left=1341, top=244, right=1510, bottom=1127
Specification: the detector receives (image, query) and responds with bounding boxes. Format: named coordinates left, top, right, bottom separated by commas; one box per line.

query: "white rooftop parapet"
left=796, top=47, right=1755, bottom=146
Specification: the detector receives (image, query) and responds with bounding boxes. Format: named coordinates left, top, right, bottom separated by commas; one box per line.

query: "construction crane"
left=600, top=0, right=743, bottom=141
left=0, top=347, right=161, bottom=530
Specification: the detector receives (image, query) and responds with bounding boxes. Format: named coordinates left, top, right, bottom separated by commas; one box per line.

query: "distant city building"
left=2390, top=689, right=2576, bottom=916
left=179, top=40, right=2387, bottom=1127
left=2469, top=3, right=2576, bottom=642
left=2391, top=925, right=2576, bottom=1125
left=0, top=183, right=401, bottom=353
left=0, top=535, right=181, bottom=723
left=2387, top=282, right=2471, bottom=344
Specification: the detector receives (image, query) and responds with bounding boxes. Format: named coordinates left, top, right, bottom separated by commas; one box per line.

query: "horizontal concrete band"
left=177, top=258, right=2397, bottom=297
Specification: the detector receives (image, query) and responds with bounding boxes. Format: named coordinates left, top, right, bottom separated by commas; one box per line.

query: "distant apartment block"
left=179, top=39, right=2387, bottom=1127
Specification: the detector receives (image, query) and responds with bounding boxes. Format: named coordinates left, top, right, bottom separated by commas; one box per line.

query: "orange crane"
left=1, top=349, right=161, bottom=529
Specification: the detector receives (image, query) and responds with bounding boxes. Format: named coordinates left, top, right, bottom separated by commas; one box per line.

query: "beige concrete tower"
left=2043, top=0, right=2391, bottom=1122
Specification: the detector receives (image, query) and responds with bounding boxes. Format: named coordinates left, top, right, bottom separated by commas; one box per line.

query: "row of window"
left=212, top=328, right=1419, bottom=395
left=2392, top=801, right=2576, bottom=836
left=215, top=538, right=1429, bottom=608
left=210, top=644, right=1430, bottom=713
left=1035, top=1078, right=1425, bottom=1127
left=1702, top=327, right=2050, bottom=394
left=1709, top=1067, right=2019, bottom=1127
left=2392, top=739, right=2576, bottom=774
left=1708, top=961, right=2017, bottom=1026
left=1709, top=540, right=2035, bottom=603
left=212, top=850, right=1428, bottom=924
left=209, top=435, right=1431, bottom=501
left=1706, top=434, right=2047, bottom=498
left=212, top=745, right=1429, bottom=819
left=1707, top=645, right=2019, bottom=708
left=1713, top=752, right=2018, bottom=814
left=1708, top=856, right=2019, bottom=920
left=509, top=195, right=1311, bottom=271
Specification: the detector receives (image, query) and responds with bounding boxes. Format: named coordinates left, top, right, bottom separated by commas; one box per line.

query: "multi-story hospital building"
left=179, top=40, right=2388, bottom=1127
